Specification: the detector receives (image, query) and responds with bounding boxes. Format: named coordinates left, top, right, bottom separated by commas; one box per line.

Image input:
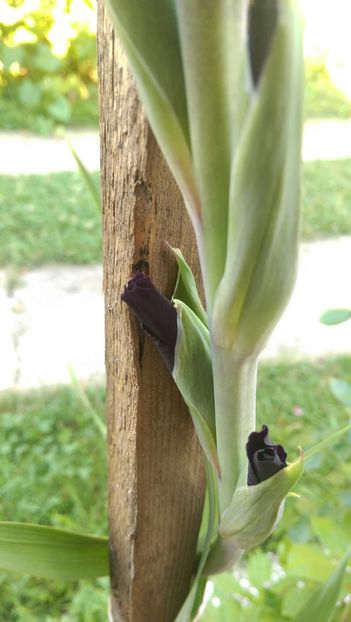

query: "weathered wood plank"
left=97, top=4, right=205, bottom=620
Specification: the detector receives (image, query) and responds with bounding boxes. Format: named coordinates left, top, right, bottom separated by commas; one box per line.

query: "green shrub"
left=0, top=0, right=98, bottom=133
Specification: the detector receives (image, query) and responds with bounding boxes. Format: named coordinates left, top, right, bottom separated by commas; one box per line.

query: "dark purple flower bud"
left=249, top=0, right=278, bottom=87
left=121, top=273, right=177, bottom=371
left=246, top=425, right=287, bottom=486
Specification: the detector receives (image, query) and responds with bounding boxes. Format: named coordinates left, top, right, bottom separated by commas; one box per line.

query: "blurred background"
left=0, top=0, right=350, bottom=620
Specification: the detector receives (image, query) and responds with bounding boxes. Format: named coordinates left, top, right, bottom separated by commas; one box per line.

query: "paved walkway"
left=0, top=266, right=104, bottom=390
left=0, top=120, right=350, bottom=390
left=1, top=119, right=351, bottom=175
left=0, top=237, right=350, bottom=390
left=0, top=129, right=100, bottom=175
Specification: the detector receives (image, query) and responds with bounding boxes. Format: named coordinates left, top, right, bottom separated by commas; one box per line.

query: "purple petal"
left=246, top=425, right=287, bottom=486
left=121, top=273, right=177, bottom=371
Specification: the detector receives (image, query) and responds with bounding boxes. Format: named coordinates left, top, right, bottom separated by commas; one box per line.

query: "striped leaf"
left=0, top=522, right=108, bottom=580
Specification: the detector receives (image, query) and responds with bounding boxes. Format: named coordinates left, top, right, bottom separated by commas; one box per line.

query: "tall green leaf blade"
left=106, top=0, right=188, bottom=137
left=105, top=0, right=200, bottom=218
left=68, top=367, right=107, bottom=439
left=304, top=423, right=351, bottom=461
left=294, top=552, right=350, bottom=622
left=176, top=0, right=250, bottom=306
left=171, top=247, right=207, bottom=327
left=213, top=0, right=303, bottom=352
left=175, top=462, right=217, bottom=622
left=68, top=141, right=101, bottom=211
left=0, top=522, right=109, bottom=579
left=173, top=301, right=214, bottom=434
left=186, top=403, right=220, bottom=476
left=173, top=301, right=218, bottom=472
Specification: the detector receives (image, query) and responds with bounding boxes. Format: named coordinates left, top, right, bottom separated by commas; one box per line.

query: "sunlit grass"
left=0, top=171, right=101, bottom=266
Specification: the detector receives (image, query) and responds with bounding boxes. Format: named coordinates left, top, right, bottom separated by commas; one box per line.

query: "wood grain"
left=97, top=3, right=205, bottom=620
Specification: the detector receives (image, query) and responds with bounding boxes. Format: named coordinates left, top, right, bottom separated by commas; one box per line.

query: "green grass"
left=0, top=172, right=101, bottom=266
left=0, top=357, right=350, bottom=620
left=305, top=61, right=351, bottom=120
left=0, top=384, right=107, bottom=621
left=0, top=157, right=350, bottom=269
left=302, top=159, right=351, bottom=240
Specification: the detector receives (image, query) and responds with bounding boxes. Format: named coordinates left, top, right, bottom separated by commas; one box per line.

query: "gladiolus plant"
left=1, top=3, right=350, bottom=618
left=107, top=0, right=350, bottom=619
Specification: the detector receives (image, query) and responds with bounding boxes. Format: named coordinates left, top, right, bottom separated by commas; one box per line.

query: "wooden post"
left=97, top=3, right=205, bottom=621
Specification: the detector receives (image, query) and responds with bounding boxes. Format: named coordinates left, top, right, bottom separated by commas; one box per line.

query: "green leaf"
left=311, top=516, right=351, bottom=557
left=293, top=552, right=350, bottom=622
left=286, top=544, right=334, bottom=582
left=48, top=96, right=71, bottom=123
left=17, top=80, right=42, bottom=109
left=304, top=423, right=351, bottom=462
left=190, top=576, right=207, bottom=620
left=281, top=585, right=312, bottom=619
left=171, top=246, right=207, bottom=327
left=173, top=301, right=218, bottom=472
left=1, top=44, right=25, bottom=70
left=219, top=450, right=304, bottom=550
left=68, top=368, right=106, bottom=439
left=175, top=462, right=218, bottom=622
left=213, top=0, right=303, bottom=352
left=175, top=0, right=250, bottom=304
left=67, top=142, right=101, bottom=212
left=201, top=573, right=242, bottom=621
left=105, top=0, right=200, bottom=218
left=33, top=43, right=61, bottom=73
left=0, top=522, right=108, bottom=580
left=247, top=550, right=273, bottom=588
left=330, top=378, right=351, bottom=407
left=105, top=0, right=187, bottom=137
left=320, top=308, right=351, bottom=325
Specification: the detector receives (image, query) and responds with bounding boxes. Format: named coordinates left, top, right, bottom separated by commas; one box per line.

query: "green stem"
left=212, top=347, right=258, bottom=513
left=203, top=535, right=243, bottom=576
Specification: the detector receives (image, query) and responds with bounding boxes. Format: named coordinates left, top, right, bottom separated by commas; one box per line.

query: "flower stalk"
left=108, top=0, right=305, bottom=617
left=212, top=348, right=258, bottom=512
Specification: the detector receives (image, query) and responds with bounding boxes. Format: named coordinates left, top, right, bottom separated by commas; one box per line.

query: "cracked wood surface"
left=97, top=3, right=205, bottom=621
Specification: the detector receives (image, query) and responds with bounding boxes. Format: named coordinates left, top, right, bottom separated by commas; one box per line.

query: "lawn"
left=1, top=356, right=350, bottom=620
left=0, top=158, right=350, bottom=268
left=0, top=384, right=107, bottom=622
left=303, top=159, right=351, bottom=240
left=0, top=172, right=101, bottom=266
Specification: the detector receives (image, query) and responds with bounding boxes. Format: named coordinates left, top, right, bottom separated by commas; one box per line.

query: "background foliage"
left=1, top=1, right=351, bottom=135
left=0, top=0, right=97, bottom=134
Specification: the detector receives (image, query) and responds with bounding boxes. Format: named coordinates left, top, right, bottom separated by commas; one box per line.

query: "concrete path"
left=0, top=237, right=350, bottom=390
left=0, top=120, right=351, bottom=390
left=262, top=236, right=351, bottom=361
left=303, top=119, right=351, bottom=162
left=0, top=129, right=100, bottom=175
left=1, top=119, right=351, bottom=176
left=0, top=266, right=104, bottom=390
